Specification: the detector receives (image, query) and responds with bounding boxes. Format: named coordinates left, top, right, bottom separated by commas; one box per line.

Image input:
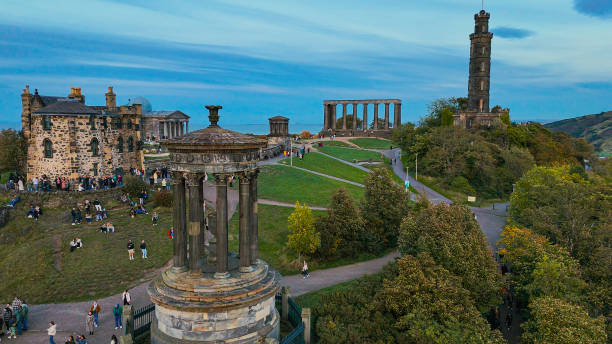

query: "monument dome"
left=128, top=96, right=152, bottom=113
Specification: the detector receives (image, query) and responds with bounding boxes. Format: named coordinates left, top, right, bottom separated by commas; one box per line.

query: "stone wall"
left=27, top=114, right=143, bottom=180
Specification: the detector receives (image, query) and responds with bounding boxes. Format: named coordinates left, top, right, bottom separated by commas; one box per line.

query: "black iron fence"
left=132, top=303, right=155, bottom=338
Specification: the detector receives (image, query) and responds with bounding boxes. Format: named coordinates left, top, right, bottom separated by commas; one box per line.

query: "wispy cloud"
left=573, top=0, right=612, bottom=18
left=492, top=27, right=535, bottom=39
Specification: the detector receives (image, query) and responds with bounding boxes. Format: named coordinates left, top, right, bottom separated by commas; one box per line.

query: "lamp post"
left=415, top=152, right=418, bottom=181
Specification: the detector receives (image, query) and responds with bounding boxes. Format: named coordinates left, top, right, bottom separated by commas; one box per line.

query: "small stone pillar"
left=323, top=104, right=329, bottom=130
left=331, top=105, right=337, bottom=130
left=342, top=103, right=347, bottom=130
left=363, top=104, right=368, bottom=131
left=394, top=102, right=402, bottom=128
left=215, top=173, right=230, bottom=278
left=281, top=286, right=290, bottom=321
left=301, top=308, right=311, bottom=344
left=249, top=169, right=259, bottom=264
left=373, top=103, right=379, bottom=129
left=123, top=305, right=134, bottom=338
left=186, top=173, right=202, bottom=275
left=384, top=103, right=390, bottom=129
left=238, top=173, right=251, bottom=272
left=352, top=103, right=357, bottom=130
left=172, top=174, right=187, bottom=271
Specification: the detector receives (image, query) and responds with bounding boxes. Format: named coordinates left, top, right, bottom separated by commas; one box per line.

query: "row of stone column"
left=171, top=170, right=259, bottom=277
left=323, top=102, right=401, bottom=131
left=270, top=122, right=288, bottom=136
left=162, top=121, right=188, bottom=139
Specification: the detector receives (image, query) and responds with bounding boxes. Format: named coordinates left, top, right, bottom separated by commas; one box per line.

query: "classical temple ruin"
left=320, top=99, right=401, bottom=138
left=149, top=105, right=280, bottom=343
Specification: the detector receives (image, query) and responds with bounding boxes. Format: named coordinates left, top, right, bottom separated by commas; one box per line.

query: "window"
left=112, top=117, right=122, bottom=129
left=117, top=137, right=124, bottom=153
left=127, top=119, right=132, bottom=129
left=128, top=136, right=134, bottom=152
left=89, top=114, right=96, bottom=130
left=42, top=116, right=51, bottom=130
left=102, top=116, right=108, bottom=130
left=93, top=163, right=98, bottom=177
left=480, top=62, right=485, bottom=72
left=479, top=98, right=484, bottom=112
left=43, top=139, right=53, bottom=158
left=481, top=46, right=486, bottom=55
left=91, top=138, right=99, bottom=156
left=480, top=80, right=485, bottom=91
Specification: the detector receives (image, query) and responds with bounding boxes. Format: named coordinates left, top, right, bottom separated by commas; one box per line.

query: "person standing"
left=140, top=240, right=147, bottom=259
left=302, top=261, right=309, bottom=279
left=33, top=177, right=39, bottom=192
left=112, top=304, right=123, bottom=330
left=85, top=312, right=94, bottom=335
left=89, top=301, right=100, bottom=327
left=127, top=240, right=135, bottom=260
left=47, top=321, right=56, bottom=344
left=152, top=212, right=158, bottom=226
left=122, top=290, right=131, bottom=306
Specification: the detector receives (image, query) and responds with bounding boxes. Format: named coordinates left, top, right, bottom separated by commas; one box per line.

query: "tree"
left=391, top=123, right=416, bottom=153
left=299, top=130, right=311, bottom=139
left=335, top=114, right=363, bottom=129
left=287, top=202, right=320, bottom=262
left=360, top=168, right=410, bottom=251
left=521, top=296, right=607, bottom=344
left=315, top=188, right=367, bottom=259
left=0, top=129, right=27, bottom=175
left=399, top=202, right=503, bottom=312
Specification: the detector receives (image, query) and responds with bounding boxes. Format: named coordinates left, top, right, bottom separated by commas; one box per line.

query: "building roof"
left=269, top=115, right=289, bottom=121
left=144, top=110, right=190, bottom=119
left=127, top=96, right=152, bottom=112
left=40, top=96, right=62, bottom=106
left=34, top=100, right=99, bottom=115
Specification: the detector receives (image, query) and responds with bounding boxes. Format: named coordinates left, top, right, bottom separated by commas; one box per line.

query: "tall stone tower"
left=467, top=10, right=493, bottom=113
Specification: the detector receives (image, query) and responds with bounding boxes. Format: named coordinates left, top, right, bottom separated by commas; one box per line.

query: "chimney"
left=68, top=86, right=85, bottom=103
left=105, top=86, right=116, bottom=110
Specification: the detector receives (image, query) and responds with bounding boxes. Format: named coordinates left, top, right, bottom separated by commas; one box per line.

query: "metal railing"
left=132, top=303, right=155, bottom=338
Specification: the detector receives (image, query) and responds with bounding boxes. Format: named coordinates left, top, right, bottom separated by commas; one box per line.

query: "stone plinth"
left=148, top=260, right=280, bottom=343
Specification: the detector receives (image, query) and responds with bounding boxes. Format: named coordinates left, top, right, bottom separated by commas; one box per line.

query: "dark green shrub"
left=153, top=191, right=173, bottom=208
left=121, top=176, right=149, bottom=198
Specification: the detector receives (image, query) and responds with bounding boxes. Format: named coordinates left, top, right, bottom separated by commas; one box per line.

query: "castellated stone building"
left=21, top=85, right=145, bottom=180
left=454, top=10, right=510, bottom=128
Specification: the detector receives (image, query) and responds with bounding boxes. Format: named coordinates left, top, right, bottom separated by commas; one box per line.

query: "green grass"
left=348, top=137, right=392, bottom=149
left=258, top=164, right=364, bottom=207
left=0, top=199, right=173, bottom=304
left=294, top=278, right=360, bottom=309
left=278, top=152, right=369, bottom=184
left=315, top=140, right=352, bottom=147
left=316, top=146, right=384, bottom=163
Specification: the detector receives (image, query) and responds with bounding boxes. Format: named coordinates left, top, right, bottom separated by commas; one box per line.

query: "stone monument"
left=148, top=105, right=280, bottom=343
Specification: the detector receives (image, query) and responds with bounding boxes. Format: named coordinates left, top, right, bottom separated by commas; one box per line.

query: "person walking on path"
left=122, top=290, right=131, bottom=306
left=302, top=261, right=309, bottom=279
left=112, top=304, right=123, bottom=330
left=47, top=321, right=56, bottom=344
left=140, top=240, right=147, bottom=259
left=85, top=312, right=94, bottom=335
left=127, top=240, right=135, bottom=260
left=89, top=301, right=100, bottom=328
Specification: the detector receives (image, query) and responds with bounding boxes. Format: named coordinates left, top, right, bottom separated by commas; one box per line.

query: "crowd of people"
left=0, top=297, right=29, bottom=340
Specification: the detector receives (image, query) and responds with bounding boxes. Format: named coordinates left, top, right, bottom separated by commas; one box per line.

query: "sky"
left=0, top=0, right=611, bottom=133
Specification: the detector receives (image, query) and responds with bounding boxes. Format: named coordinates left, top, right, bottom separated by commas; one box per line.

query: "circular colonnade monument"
left=148, top=105, right=280, bottom=343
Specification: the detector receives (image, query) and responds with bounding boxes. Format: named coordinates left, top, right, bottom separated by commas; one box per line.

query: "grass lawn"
left=315, top=140, right=352, bottom=147
left=258, top=164, right=364, bottom=207
left=348, top=137, right=392, bottom=149
left=278, top=152, right=369, bottom=184
left=0, top=198, right=173, bottom=304
left=316, top=146, right=384, bottom=163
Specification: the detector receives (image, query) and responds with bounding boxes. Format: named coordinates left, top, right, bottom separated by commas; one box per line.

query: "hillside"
left=545, top=111, right=612, bottom=156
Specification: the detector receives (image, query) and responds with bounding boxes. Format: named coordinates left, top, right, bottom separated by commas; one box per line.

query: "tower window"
left=89, top=114, right=96, bottom=130
left=117, top=137, right=124, bottom=153
left=481, top=46, right=486, bottom=55
left=43, top=139, right=53, bottom=158
left=480, top=80, right=485, bottom=91
left=91, top=138, right=99, bottom=157
left=42, top=115, right=51, bottom=130
left=480, top=62, right=485, bottom=72
left=127, top=119, right=132, bottom=129
left=128, top=136, right=134, bottom=152
left=479, top=99, right=484, bottom=112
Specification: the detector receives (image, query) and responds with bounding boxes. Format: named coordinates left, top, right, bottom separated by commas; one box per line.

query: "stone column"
left=214, top=173, right=230, bottom=278
left=384, top=103, right=390, bottom=129
left=163, top=122, right=167, bottom=138
left=323, top=104, right=329, bottom=130
left=394, top=102, right=401, bottom=129
left=198, top=176, right=206, bottom=259
left=238, top=173, right=251, bottom=272
left=179, top=121, right=184, bottom=136
left=172, top=173, right=187, bottom=271
left=331, top=105, right=336, bottom=130
left=352, top=103, right=357, bottom=131
left=186, top=173, right=201, bottom=275
left=249, top=169, right=259, bottom=264
left=342, top=103, right=347, bottom=130
left=373, top=103, right=379, bottom=129
left=363, top=104, right=368, bottom=131
left=185, top=121, right=189, bottom=133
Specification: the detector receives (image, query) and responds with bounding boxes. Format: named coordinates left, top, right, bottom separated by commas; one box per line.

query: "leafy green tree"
left=391, top=123, right=416, bottom=153
left=399, top=202, right=502, bottom=312
left=335, top=114, right=363, bottom=129
left=287, top=202, right=320, bottom=262
left=360, top=168, right=410, bottom=251
left=521, top=296, right=607, bottom=344
left=526, top=254, right=586, bottom=303
left=315, top=188, right=367, bottom=259
left=0, top=129, right=27, bottom=175
left=121, top=175, right=150, bottom=198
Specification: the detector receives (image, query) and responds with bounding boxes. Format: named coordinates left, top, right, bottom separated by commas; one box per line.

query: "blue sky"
left=0, top=0, right=611, bottom=133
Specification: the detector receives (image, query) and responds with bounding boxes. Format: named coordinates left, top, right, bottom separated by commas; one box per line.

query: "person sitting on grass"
left=101, top=208, right=108, bottom=219
left=93, top=199, right=102, bottom=212
left=26, top=204, right=36, bottom=218
left=99, top=222, right=115, bottom=233
left=95, top=211, right=103, bottom=222
left=118, top=193, right=129, bottom=203
left=129, top=208, right=136, bottom=218
left=34, top=205, right=42, bottom=220
left=70, top=239, right=77, bottom=252
left=168, top=227, right=174, bottom=239
left=75, top=237, right=83, bottom=249
left=77, top=334, right=87, bottom=344
left=7, top=194, right=19, bottom=208
left=136, top=204, right=148, bottom=215
left=85, top=212, right=92, bottom=223
left=152, top=212, right=158, bottom=226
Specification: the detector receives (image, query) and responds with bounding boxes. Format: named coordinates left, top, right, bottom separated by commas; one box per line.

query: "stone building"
left=149, top=106, right=280, bottom=343
left=454, top=10, right=510, bottom=128
left=21, top=85, right=144, bottom=180
left=320, top=99, right=401, bottom=138
left=129, top=96, right=190, bottom=141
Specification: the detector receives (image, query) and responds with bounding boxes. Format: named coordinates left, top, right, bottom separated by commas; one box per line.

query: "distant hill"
left=544, top=111, right=612, bottom=157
